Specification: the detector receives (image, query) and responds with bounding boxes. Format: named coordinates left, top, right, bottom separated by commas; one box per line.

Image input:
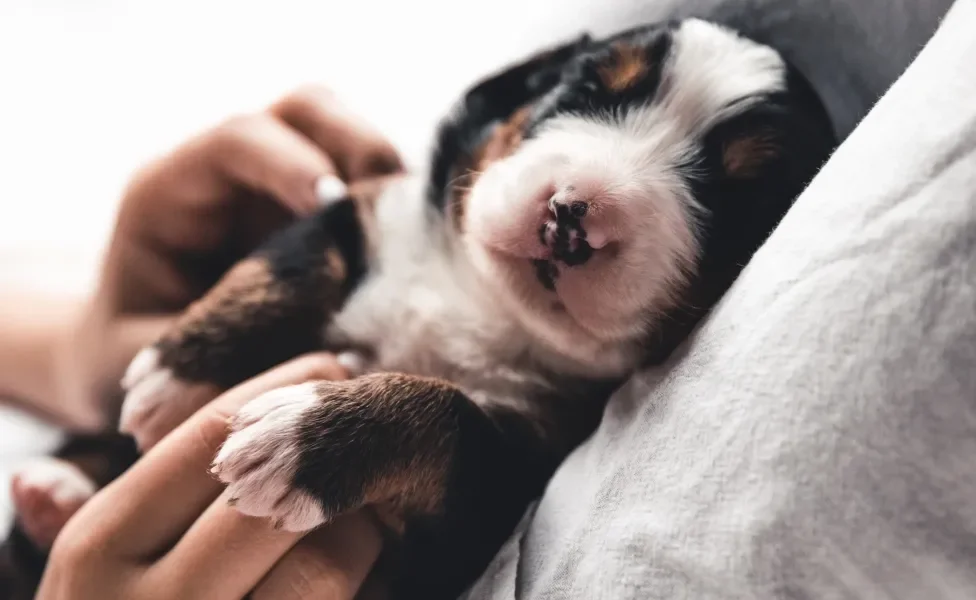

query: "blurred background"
left=0, top=0, right=634, bottom=534
left=0, top=0, right=618, bottom=294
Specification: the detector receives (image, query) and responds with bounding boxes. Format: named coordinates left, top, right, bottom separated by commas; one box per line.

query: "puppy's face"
left=457, top=19, right=820, bottom=368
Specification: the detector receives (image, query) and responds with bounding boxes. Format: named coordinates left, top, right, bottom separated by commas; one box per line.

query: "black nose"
left=548, top=196, right=589, bottom=220
left=538, top=218, right=594, bottom=267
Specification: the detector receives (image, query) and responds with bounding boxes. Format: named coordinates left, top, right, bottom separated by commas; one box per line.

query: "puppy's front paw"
left=213, top=375, right=460, bottom=534
left=120, top=347, right=219, bottom=450
left=211, top=383, right=328, bottom=532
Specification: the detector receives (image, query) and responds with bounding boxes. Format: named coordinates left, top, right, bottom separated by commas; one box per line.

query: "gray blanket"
left=464, top=0, right=976, bottom=598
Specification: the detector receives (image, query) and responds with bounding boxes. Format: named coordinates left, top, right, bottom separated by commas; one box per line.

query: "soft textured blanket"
left=464, top=0, right=976, bottom=598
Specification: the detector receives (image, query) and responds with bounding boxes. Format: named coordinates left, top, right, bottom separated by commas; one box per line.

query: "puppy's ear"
left=428, top=33, right=592, bottom=210
left=461, top=33, right=593, bottom=120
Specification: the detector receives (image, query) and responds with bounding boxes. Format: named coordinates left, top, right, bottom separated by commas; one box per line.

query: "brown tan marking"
left=287, top=374, right=465, bottom=534
left=723, top=133, right=781, bottom=178
left=598, top=43, right=649, bottom=92
left=474, top=105, right=534, bottom=169
left=168, top=256, right=282, bottom=342
left=152, top=237, right=350, bottom=388
left=324, top=248, right=346, bottom=281
left=320, top=374, right=455, bottom=516
left=451, top=105, right=535, bottom=228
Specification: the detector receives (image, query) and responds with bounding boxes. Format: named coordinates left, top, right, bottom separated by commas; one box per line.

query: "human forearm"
left=0, top=292, right=80, bottom=421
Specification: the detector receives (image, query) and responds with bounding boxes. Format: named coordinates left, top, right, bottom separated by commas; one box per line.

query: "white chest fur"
left=326, top=177, right=553, bottom=404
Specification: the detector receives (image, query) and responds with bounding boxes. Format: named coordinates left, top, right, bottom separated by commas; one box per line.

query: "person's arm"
left=0, top=292, right=172, bottom=431
left=0, top=292, right=82, bottom=425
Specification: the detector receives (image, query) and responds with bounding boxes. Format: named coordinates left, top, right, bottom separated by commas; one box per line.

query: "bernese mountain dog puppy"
left=2, top=18, right=835, bottom=600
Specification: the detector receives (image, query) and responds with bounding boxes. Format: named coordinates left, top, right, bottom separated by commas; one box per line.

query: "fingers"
left=149, top=502, right=382, bottom=600
left=116, top=111, right=338, bottom=268
left=204, top=112, right=343, bottom=216
left=123, top=377, right=223, bottom=454
left=271, top=86, right=404, bottom=182
left=134, top=85, right=402, bottom=229
left=58, top=353, right=348, bottom=560
left=251, top=510, right=384, bottom=600
left=101, top=84, right=404, bottom=316
left=105, top=132, right=317, bottom=313
left=146, top=488, right=304, bottom=600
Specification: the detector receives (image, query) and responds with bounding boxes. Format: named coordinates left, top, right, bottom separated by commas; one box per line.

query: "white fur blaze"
left=119, top=346, right=217, bottom=450
left=212, top=383, right=327, bottom=533
left=11, top=458, right=97, bottom=548
left=121, top=345, right=162, bottom=390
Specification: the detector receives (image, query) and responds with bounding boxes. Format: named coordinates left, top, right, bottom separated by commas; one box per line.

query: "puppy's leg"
left=10, top=459, right=94, bottom=550
left=8, top=433, right=139, bottom=549
left=120, top=179, right=387, bottom=449
left=0, top=433, right=138, bottom=599
left=213, top=373, right=608, bottom=598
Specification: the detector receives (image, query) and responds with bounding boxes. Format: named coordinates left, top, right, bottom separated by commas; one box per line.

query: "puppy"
left=4, top=18, right=835, bottom=600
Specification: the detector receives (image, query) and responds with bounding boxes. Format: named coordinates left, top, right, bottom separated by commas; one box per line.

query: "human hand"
left=36, top=352, right=385, bottom=600
left=54, top=86, right=403, bottom=431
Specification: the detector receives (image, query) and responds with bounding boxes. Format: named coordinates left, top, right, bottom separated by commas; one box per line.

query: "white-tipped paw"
left=119, top=347, right=216, bottom=450
left=11, top=458, right=96, bottom=548
left=212, top=383, right=326, bottom=532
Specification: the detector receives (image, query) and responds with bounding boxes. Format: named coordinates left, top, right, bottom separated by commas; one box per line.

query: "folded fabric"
left=464, top=0, right=976, bottom=597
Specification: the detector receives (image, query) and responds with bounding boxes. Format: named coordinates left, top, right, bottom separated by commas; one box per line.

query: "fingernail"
left=315, top=174, right=348, bottom=207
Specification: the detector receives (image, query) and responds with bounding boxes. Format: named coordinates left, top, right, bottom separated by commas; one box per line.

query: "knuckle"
left=254, top=557, right=345, bottom=600
left=122, top=160, right=158, bottom=195
left=289, top=570, right=344, bottom=600
left=269, top=85, right=402, bottom=179
left=272, top=85, right=337, bottom=121
left=117, top=155, right=174, bottom=215
left=208, top=113, right=264, bottom=150
left=48, top=524, right=101, bottom=570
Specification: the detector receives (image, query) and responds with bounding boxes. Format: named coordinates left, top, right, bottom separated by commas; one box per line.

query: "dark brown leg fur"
left=149, top=191, right=375, bottom=389
left=214, top=372, right=613, bottom=600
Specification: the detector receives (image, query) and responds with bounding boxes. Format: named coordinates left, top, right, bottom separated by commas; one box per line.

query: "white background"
left=0, top=0, right=617, bottom=293
left=0, top=0, right=634, bottom=534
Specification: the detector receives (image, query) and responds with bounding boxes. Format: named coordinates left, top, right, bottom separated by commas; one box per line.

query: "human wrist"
left=0, top=292, right=84, bottom=423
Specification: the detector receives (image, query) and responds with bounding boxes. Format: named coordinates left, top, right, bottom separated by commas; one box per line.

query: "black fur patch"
left=641, top=60, right=837, bottom=366
left=153, top=197, right=369, bottom=389
left=523, top=25, right=673, bottom=139
left=427, top=35, right=592, bottom=212
left=532, top=258, right=558, bottom=290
